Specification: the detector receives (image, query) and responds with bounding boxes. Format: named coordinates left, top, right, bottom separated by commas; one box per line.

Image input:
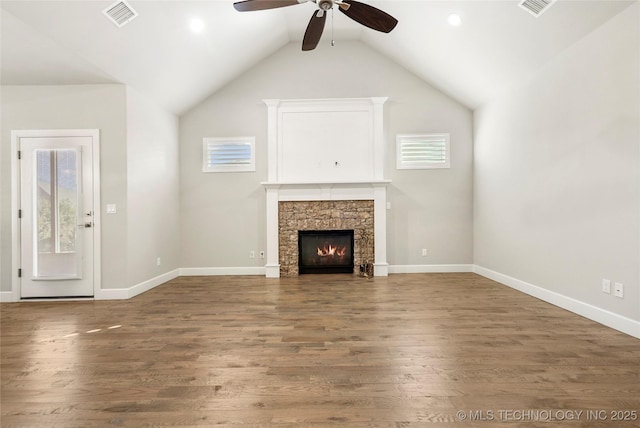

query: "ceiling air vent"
left=519, top=0, right=557, bottom=17
left=102, top=0, right=138, bottom=28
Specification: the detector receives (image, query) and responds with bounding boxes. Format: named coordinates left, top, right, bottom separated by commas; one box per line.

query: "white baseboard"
left=0, top=291, right=15, bottom=303
left=473, top=265, right=640, bottom=340
left=95, top=269, right=180, bottom=300
left=389, top=264, right=473, bottom=274
left=179, top=266, right=266, bottom=276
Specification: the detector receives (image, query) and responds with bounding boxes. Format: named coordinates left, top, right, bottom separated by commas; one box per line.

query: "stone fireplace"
left=263, top=182, right=388, bottom=277
left=279, top=200, right=374, bottom=276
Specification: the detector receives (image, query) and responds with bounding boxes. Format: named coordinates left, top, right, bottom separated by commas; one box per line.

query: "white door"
left=19, top=135, right=95, bottom=298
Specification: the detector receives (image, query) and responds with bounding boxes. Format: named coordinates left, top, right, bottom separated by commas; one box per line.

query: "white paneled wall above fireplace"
left=263, top=97, right=387, bottom=183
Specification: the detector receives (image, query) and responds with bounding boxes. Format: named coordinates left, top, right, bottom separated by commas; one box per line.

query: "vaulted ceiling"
left=1, top=0, right=633, bottom=115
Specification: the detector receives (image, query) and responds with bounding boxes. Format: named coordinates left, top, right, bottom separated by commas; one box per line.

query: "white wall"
left=1, top=84, right=128, bottom=292
left=126, top=87, right=180, bottom=287
left=474, top=3, right=640, bottom=325
left=179, top=40, right=473, bottom=270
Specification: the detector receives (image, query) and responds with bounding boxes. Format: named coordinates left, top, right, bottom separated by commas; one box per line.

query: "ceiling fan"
left=233, top=0, right=398, bottom=51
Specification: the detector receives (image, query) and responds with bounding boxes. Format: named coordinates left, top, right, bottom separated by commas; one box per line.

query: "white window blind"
left=203, top=137, right=255, bottom=172
left=396, top=134, right=450, bottom=169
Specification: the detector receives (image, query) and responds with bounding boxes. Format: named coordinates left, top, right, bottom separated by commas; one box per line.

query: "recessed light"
left=190, top=18, right=205, bottom=33
left=448, top=13, right=462, bottom=27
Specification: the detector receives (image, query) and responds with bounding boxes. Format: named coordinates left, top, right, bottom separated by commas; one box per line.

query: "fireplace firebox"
left=298, top=230, right=355, bottom=274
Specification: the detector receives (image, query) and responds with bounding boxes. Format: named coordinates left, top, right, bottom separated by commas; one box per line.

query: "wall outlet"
left=259, top=251, right=265, bottom=259
left=156, top=257, right=161, bottom=266
left=602, top=279, right=611, bottom=294
left=614, top=282, right=624, bottom=298
left=421, top=248, right=427, bottom=256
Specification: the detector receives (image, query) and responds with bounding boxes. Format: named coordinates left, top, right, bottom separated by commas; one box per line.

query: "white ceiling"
left=1, top=0, right=634, bottom=114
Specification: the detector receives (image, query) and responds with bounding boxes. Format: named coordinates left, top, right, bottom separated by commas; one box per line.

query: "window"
left=203, top=137, right=255, bottom=173
left=396, top=134, right=450, bottom=170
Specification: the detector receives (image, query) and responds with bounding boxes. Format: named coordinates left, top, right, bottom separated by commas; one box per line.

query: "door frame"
left=11, top=129, right=101, bottom=301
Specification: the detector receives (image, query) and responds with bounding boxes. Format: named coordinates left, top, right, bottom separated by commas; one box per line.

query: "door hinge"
left=18, top=268, right=22, bottom=278
left=18, top=150, right=21, bottom=160
left=18, top=209, right=22, bottom=219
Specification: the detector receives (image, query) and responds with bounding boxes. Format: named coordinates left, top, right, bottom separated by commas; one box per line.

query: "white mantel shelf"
left=261, top=180, right=391, bottom=188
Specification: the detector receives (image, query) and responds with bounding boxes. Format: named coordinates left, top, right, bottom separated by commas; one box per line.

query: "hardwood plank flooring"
left=1, top=273, right=639, bottom=427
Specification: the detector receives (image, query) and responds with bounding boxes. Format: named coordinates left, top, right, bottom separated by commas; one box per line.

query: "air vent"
left=519, top=0, right=557, bottom=17
left=103, top=0, right=138, bottom=28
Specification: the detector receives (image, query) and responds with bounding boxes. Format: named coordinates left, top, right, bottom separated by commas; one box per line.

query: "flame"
left=317, top=244, right=347, bottom=257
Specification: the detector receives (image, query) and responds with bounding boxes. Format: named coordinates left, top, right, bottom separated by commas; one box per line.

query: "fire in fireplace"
left=298, top=230, right=355, bottom=274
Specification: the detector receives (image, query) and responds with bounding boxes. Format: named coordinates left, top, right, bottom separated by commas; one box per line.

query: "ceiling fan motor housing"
left=318, top=0, right=333, bottom=10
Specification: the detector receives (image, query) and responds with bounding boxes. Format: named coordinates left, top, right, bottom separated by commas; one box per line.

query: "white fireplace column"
left=264, top=185, right=280, bottom=278
left=373, top=184, right=389, bottom=276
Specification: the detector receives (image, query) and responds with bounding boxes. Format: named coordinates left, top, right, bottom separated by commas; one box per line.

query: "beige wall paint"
left=179, top=40, right=474, bottom=269
left=0, top=84, right=180, bottom=294
left=473, top=3, right=640, bottom=321
left=1, top=84, right=128, bottom=292
left=126, top=87, right=180, bottom=287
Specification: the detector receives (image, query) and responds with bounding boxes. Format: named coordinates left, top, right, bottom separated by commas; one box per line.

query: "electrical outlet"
left=259, top=251, right=265, bottom=259
left=250, top=250, right=255, bottom=259
left=614, top=282, right=624, bottom=298
left=421, top=248, right=427, bottom=256
left=156, top=257, right=161, bottom=266
left=602, top=279, right=611, bottom=294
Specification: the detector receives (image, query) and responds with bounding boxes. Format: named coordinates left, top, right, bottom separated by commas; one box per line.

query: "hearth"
left=298, top=230, right=355, bottom=274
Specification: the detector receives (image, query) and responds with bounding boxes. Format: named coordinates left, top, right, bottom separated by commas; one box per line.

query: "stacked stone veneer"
left=278, top=200, right=374, bottom=277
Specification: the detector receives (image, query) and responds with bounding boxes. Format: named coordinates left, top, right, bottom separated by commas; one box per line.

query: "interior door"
left=19, top=136, right=94, bottom=298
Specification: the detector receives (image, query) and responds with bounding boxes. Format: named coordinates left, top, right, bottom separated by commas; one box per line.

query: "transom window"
left=203, top=137, right=255, bottom=173
left=396, top=134, right=450, bottom=169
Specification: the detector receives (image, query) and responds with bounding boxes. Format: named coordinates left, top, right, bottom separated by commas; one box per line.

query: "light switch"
left=106, top=204, right=117, bottom=214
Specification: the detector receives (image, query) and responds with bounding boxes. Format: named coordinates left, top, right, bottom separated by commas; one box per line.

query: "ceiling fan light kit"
left=233, top=0, right=398, bottom=51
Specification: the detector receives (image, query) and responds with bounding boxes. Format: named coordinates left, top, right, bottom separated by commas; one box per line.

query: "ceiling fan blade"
left=233, top=0, right=306, bottom=12
left=339, top=0, right=398, bottom=33
left=302, top=10, right=327, bottom=51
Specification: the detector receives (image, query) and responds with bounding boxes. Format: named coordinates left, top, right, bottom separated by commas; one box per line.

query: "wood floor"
left=1, top=273, right=639, bottom=427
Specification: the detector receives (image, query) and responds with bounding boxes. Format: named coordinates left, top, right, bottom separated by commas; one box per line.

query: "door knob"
left=78, top=222, right=92, bottom=228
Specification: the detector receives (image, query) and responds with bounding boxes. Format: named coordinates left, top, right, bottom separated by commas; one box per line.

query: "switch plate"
left=106, top=204, right=117, bottom=214
left=250, top=250, right=255, bottom=259
left=386, top=202, right=391, bottom=210
left=602, top=279, right=611, bottom=294
left=421, top=249, right=427, bottom=256
left=614, top=282, right=624, bottom=298
left=156, top=257, right=161, bottom=266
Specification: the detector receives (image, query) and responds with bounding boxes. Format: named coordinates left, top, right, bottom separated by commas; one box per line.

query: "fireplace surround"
left=279, top=200, right=374, bottom=276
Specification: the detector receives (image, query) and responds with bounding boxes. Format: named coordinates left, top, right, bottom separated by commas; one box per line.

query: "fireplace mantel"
left=261, top=180, right=391, bottom=188
left=262, top=181, right=389, bottom=278
left=261, top=180, right=390, bottom=199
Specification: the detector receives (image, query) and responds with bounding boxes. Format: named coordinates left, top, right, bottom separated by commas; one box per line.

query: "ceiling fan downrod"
left=331, top=7, right=335, bottom=46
